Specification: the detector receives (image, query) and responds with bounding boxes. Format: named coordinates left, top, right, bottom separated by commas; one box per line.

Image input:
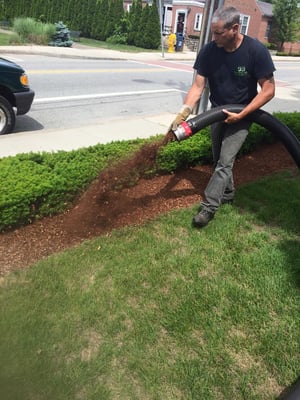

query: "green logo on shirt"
left=235, top=66, right=248, bottom=77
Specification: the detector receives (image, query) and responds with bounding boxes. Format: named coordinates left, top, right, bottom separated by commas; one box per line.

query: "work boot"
left=192, top=209, right=214, bottom=228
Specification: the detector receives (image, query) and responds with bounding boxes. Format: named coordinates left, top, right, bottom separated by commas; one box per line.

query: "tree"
left=80, top=0, right=96, bottom=37
left=139, top=0, right=160, bottom=49
left=135, top=3, right=150, bottom=48
left=105, top=0, right=124, bottom=39
left=2, top=0, right=161, bottom=50
left=149, top=0, right=161, bottom=48
left=126, top=1, right=136, bottom=45
left=127, top=0, right=143, bottom=46
left=273, top=0, right=300, bottom=51
left=92, top=0, right=109, bottom=41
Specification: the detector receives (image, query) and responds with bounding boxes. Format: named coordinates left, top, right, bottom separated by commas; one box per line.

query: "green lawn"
left=0, top=30, right=159, bottom=52
left=0, top=31, right=12, bottom=45
left=79, top=36, right=160, bottom=53
left=1, top=171, right=299, bottom=400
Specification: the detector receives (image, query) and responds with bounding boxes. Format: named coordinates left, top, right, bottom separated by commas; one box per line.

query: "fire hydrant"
left=167, top=33, right=176, bottom=53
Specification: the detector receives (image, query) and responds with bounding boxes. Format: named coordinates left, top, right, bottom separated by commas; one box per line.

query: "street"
left=7, top=54, right=300, bottom=135
left=11, top=55, right=193, bottom=133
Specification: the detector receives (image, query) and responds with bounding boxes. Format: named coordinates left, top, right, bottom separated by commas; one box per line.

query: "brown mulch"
left=0, top=141, right=298, bottom=276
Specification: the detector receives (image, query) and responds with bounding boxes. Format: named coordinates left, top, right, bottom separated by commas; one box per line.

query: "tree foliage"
left=144, top=0, right=161, bottom=49
left=1, top=0, right=161, bottom=49
left=272, top=0, right=300, bottom=50
left=127, top=0, right=143, bottom=46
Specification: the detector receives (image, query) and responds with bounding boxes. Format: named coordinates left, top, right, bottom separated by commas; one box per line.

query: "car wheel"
left=0, top=95, right=16, bottom=135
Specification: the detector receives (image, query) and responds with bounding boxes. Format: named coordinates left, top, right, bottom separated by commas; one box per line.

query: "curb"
left=0, top=45, right=197, bottom=62
left=0, top=44, right=299, bottom=63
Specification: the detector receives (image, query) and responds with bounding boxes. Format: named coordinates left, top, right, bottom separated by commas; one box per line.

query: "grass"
left=79, top=37, right=160, bottom=53
left=1, top=170, right=299, bottom=399
left=0, top=31, right=12, bottom=45
left=0, top=30, right=160, bottom=52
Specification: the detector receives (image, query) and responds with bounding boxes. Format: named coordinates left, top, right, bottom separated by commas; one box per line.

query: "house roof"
left=257, top=1, right=273, bottom=18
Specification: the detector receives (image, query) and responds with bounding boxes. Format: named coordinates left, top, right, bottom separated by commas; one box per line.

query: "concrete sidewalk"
left=0, top=113, right=174, bottom=157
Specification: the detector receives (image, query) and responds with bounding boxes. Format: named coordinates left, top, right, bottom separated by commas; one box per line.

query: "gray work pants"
left=201, top=120, right=252, bottom=213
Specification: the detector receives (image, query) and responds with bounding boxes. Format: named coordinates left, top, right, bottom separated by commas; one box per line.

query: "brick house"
left=224, top=0, right=272, bottom=41
left=162, top=1, right=205, bottom=35
left=122, top=0, right=205, bottom=36
left=160, top=0, right=277, bottom=46
left=224, top=0, right=300, bottom=53
left=124, top=0, right=300, bottom=53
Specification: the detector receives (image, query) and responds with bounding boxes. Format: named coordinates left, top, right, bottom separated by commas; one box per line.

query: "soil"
left=0, top=141, right=298, bottom=276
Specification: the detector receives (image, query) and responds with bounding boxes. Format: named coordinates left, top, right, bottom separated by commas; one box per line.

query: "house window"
left=240, top=14, right=250, bottom=35
left=194, top=13, right=202, bottom=31
left=265, top=20, right=272, bottom=39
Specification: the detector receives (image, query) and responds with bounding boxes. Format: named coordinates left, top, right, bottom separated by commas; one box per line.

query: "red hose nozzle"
left=173, top=121, right=193, bottom=141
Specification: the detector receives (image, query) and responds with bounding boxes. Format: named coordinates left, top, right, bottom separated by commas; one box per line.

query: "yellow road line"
left=27, top=68, right=169, bottom=74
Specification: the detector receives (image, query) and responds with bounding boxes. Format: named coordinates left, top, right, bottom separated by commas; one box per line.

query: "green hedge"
left=0, top=112, right=299, bottom=232
left=0, top=141, right=143, bottom=231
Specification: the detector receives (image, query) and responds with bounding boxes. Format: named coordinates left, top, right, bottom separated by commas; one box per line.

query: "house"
left=123, top=0, right=300, bottom=53
left=123, top=0, right=206, bottom=36
left=224, top=0, right=300, bottom=53
left=224, top=0, right=272, bottom=42
left=162, top=1, right=205, bottom=36
left=159, top=0, right=277, bottom=47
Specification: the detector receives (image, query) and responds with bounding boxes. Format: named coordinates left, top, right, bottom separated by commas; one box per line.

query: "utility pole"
left=193, top=0, right=224, bottom=114
left=158, top=0, right=165, bottom=58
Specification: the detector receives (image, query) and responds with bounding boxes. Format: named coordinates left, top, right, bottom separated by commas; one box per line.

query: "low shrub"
left=263, top=42, right=277, bottom=50
left=0, top=112, right=299, bottom=232
left=107, top=33, right=128, bottom=45
left=0, top=140, right=142, bottom=231
left=8, top=33, right=25, bottom=45
left=49, top=21, right=73, bottom=47
left=13, top=17, right=36, bottom=39
left=273, top=111, right=300, bottom=134
left=156, top=127, right=212, bottom=172
left=12, top=17, right=55, bottom=45
left=29, top=22, right=56, bottom=45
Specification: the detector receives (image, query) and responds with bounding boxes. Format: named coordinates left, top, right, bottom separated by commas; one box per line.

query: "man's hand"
left=222, top=109, right=242, bottom=124
left=162, top=105, right=192, bottom=146
left=168, top=105, right=192, bottom=132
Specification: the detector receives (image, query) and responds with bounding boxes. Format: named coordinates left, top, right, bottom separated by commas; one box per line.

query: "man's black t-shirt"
left=193, top=35, right=276, bottom=106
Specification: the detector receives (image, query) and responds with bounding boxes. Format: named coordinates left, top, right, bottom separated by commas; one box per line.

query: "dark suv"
left=0, top=56, right=35, bottom=134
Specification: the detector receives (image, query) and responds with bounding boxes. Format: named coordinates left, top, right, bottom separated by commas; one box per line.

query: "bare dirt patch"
left=0, top=141, right=297, bottom=275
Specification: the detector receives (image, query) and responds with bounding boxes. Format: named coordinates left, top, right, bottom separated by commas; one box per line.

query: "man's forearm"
left=238, top=91, right=275, bottom=119
left=183, top=75, right=206, bottom=110
left=184, top=92, right=201, bottom=110
left=184, top=88, right=204, bottom=111
left=238, top=76, right=275, bottom=119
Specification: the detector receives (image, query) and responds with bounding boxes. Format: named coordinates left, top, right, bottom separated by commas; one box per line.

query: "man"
left=168, top=6, right=276, bottom=228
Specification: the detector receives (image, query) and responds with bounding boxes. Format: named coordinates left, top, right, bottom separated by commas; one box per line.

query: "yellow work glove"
left=169, top=105, right=192, bottom=132
left=162, top=105, right=192, bottom=145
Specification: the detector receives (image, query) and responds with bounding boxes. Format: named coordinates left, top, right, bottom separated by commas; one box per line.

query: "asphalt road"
left=10, top=55, right=193, bottom=133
